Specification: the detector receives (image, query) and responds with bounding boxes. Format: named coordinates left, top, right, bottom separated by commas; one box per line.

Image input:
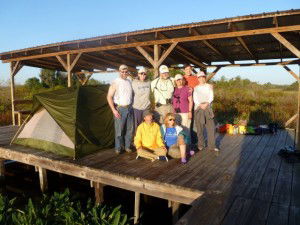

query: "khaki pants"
left=137, top=147, right=167, bottom=162
left=168, top=135, right=185, bottom=159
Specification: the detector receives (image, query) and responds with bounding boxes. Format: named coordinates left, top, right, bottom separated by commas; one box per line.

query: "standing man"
left=132, top=67, right=151, bottom=132
left=193, top=71, right=219, bottom=152
left=107, top=65, right=133, bottom=154
left=183, top=64, right=199, bottom=89
left=151, top=65, right=174, bottom=124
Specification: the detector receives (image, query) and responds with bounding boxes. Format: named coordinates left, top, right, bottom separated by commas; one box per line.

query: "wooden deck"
left=0, top=126, right=299, bottom=225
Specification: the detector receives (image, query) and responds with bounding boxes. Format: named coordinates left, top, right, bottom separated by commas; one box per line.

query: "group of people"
left=107, top=64, right=219, bottom=164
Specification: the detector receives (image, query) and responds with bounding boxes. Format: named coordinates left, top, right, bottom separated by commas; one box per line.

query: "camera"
left=175, top=108, right=181, bottom=113
left=166, top=98, right=171, bottom=104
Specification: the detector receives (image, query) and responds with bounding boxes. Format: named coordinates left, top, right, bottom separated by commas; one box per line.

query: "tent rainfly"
left=12, top=85, right=114, bottom=159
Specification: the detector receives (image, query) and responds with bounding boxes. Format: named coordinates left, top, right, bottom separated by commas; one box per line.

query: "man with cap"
left=107, top=64, right=134, bottom=154
left=132, top=67, right=151, bottom=131
left=151, top=65, right=174, bottom=124
left=193, top=71, right=219, bottom=152
left=134, top=110, right=168, bottom=162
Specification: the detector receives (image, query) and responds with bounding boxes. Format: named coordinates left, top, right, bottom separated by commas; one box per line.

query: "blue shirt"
left=164, top=127, right=177, bottom=147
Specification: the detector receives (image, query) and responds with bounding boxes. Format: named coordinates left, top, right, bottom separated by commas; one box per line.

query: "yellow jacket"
left=134, top=122, right=165, bottom=149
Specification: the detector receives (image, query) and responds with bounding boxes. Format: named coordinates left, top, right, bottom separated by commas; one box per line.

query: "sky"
left=0, top=0, right=299, bottom=85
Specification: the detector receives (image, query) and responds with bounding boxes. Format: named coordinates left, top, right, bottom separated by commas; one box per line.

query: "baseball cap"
left=138, top=67, right=147, bottom=73
left=119, top=64, right=128, bottom=71
left=174, top=74, right=183, bottom=80
left=159, top=65, right=169, bottom=73
left=197, top=71, right=206, bottom=78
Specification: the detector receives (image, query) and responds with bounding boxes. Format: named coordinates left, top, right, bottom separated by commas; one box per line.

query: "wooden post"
left=94, top=182, right=104, bottom=205
left=297, top=64, right=300, bottom=151
left=10, top=69, right=15, bottom=125
left=10, top=61, right=23, bottom=126
left=0, top=158, right=5, bottom=180
left=171, top=201, right=180, bottom=225
left=154, top=44, right=160, bottom=78
left=67, top=54, right=71, bottom=87
left=38, top=167, right=48, bottom=193
left=134, top=192, right=140, bottom=224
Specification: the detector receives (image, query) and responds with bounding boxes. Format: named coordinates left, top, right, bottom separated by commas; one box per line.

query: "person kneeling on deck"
left=134, top=110, right=168, bottom=162
left=193, top=71, right=219, bottom=152
left=107, top=64, right=134, bottom=154
left=161, top=113, right=194, bottom=164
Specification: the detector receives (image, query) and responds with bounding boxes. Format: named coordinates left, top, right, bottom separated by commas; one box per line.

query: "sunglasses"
left=121, top=71, right=128, bottom=74
left=139, top=73, right=146, bottom=75
left=176, top=79, right=182, bottom=81
left=169, top=118, right=175, bottom=121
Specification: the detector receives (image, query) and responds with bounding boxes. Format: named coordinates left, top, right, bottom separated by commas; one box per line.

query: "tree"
left=25, top=77, right=42, bottom=90
left=39, top=69, right=56, bottom=88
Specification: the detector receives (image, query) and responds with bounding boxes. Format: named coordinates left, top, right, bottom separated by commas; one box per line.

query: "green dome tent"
left=12, top=85, right=114, bottom=159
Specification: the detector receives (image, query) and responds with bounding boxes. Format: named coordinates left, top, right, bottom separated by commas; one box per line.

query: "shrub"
left=0, top=189, right=130, bottom=225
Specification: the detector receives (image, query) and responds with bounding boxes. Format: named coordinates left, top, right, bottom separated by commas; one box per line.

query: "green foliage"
left=0, top=189, right=130, bottom=225
left=25, top=77, right=43, bottom=90
left=39, top=69, right=69, bottom=88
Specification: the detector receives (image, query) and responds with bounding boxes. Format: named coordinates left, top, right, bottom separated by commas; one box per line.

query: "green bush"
left=0, top=189, right=130, bottom=225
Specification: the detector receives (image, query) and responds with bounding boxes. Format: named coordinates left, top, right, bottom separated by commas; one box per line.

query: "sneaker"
left=209, top=147, right=219, bottom=152
left=198, top=146, right=205, bottom=151
left=181, top=158, right=187, bottom=164
left=189, top=150, right=195, bottom=156
left=125, top=148, right=132, bottom=153
left=115, top=149, right=121, bottom=154
left=159, top=156, right=168, bottom=161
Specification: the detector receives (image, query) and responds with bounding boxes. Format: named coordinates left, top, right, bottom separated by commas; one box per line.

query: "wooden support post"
left=154, top=44, right=160, bottom=78
left=94, top=182, right=104, bottom=205
left=10, top=61, right=23, bottom=126
left=56, top=53, right=82, bottom=87
left=38, top=167, right=48, bottom=193
left=0, top=158, right=5, bottom=180
left=171, top=201, right=180, bottom=225
left=297, top=64, right=300, bottom=151
left=134, top=192, right=140, bottom=224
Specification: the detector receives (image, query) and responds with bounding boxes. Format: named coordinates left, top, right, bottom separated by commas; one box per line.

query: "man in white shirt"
left=107, top=65, right=133, bottom=154
left=151, top=65, right=174, bottom=124
left=193, top=71, right=219, bottom=152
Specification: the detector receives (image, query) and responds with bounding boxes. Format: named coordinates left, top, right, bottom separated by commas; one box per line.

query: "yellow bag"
left=239, top=125, right=246, bottom=134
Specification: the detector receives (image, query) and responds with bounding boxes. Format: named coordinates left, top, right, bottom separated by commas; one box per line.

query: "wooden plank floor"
left=0, top=126, right=298, bottom=225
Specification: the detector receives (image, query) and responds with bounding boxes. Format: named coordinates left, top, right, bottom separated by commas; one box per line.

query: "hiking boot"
left=198, top=146, right=205, bottom=151
left=209, top=147, right=219, bottom=152
left=159, top=156, right=168, bottom=161
left=115, top=149, right=121, bottom=154
left=125, top=148, right=132, bottom=153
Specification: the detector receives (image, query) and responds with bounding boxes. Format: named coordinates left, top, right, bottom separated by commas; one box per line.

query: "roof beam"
left=136, top=46, right=155, bottom=66
left=158, top=32, right=207, bottom=68
left=228, top=23, right=258, bottom=63
left=191, top=28, right=234, bottom=64
left=282, top=65, right=300, bottom=81
left=206, top=66, right=221, bottom=81
left=3, top=25, right=300, bottom=63
left=204, top=59, right=300, bottom=67
left=271, top=32, right=300, bottom=58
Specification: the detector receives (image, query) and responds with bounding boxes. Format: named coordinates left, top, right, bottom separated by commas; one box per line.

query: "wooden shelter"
left=0, top=9, right=300, bottom=224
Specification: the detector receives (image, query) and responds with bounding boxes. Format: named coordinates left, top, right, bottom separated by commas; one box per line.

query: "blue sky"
left=0, top=0, right=299, bottom=85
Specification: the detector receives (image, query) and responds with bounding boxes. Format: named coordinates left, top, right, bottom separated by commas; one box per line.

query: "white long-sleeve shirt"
left=193, top=84, right=214, bottom=109
left=151, top=78, right=174, bottom=104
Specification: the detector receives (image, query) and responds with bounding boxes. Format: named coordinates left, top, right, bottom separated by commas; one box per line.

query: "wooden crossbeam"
left=282, top=65, right=300, bottom=81
left=157, top=42, right=178, bottom=66
left=285, top=113, right=298, bottom=127
left=191, top=29, right=234, bottom=64
left=56, top=55, right=68, bottom=71
left=136, top=46, right=155, bottom=66
left=229, top=23, right=258, bottom=63
left=158, top=32, right=207, bottom=68
left=207, top=66, right=221, bottom=81
left=4, top=25, right=300, bottom=63
left=272, top=32, right=300, bottom=58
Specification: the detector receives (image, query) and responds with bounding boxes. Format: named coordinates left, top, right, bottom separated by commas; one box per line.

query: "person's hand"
left=200, top=103, right=208, bottom=110
left=162, top=146, right=167, bottom=152
left=113, top=109, right=121, bottom=119
left=188, top=111, right=192, bottom=119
